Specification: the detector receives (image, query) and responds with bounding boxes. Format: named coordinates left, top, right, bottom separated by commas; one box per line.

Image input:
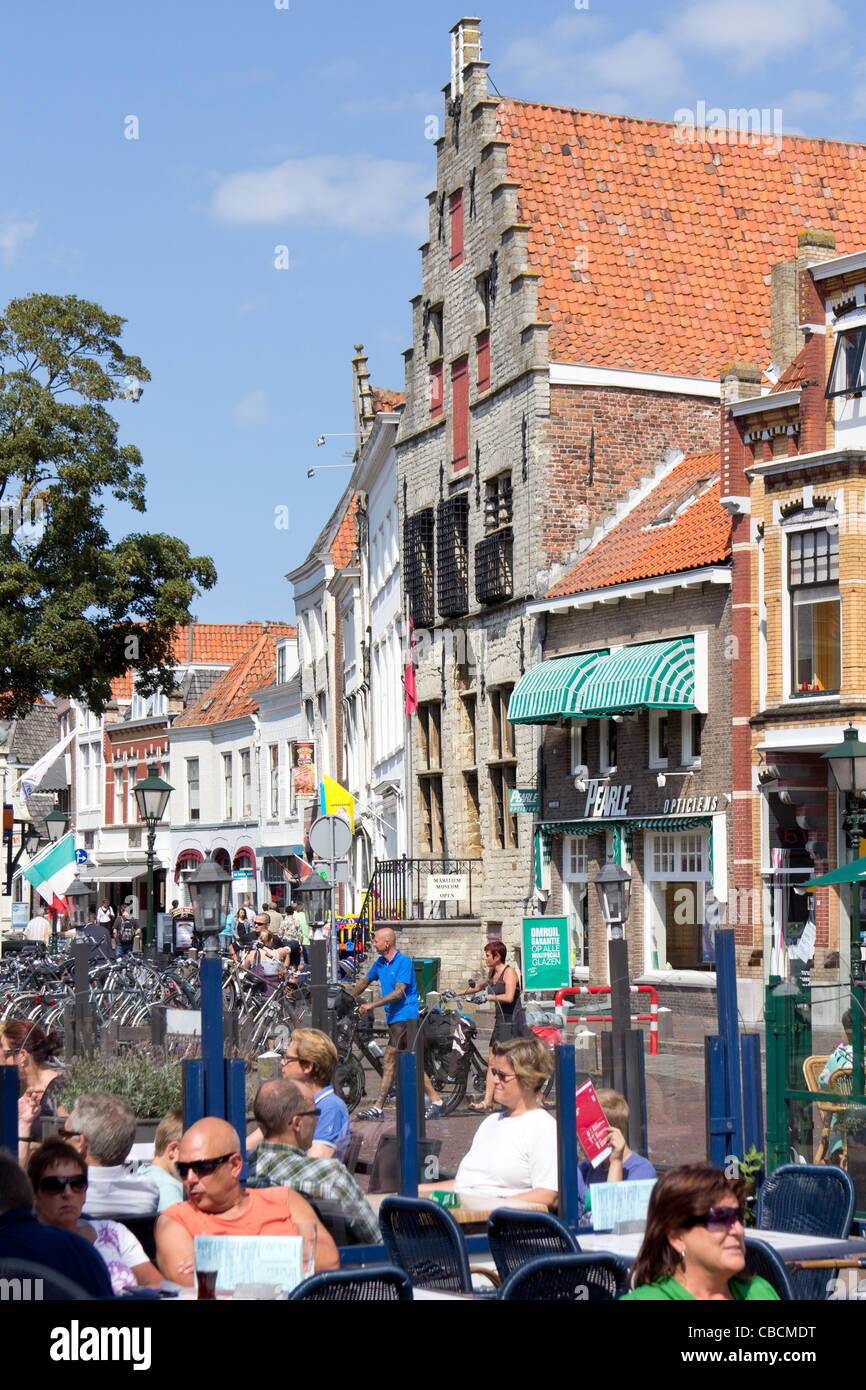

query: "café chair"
left=802, top=1055, right=851, bottom=1169
left=486, top=1208, right=580, bottom=1284
left=755, top=1162, right=858, bottom=1300
left=288, top=1264, right=412, bottom=1301
left=743, top=1237, right=794, bottom=1300
left=379, top=1195, right=498, bottom=1294
left=499, top=1252, right=631, bottom=1302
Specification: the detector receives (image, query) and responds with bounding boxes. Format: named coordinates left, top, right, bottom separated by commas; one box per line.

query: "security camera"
left=316, top=435, right=325, bottom=447
left=656, top=772, right=667, bottom=788
left=574, top=775, right=587, bottom=792
left=307, top=468, right=315, bottom=479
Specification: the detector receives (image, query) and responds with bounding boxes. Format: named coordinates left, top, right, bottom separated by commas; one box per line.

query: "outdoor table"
left=449, top=1202, right=548, bottom=1235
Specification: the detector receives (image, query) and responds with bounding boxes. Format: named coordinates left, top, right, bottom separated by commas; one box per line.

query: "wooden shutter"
left=449, top=189, right=464, bottom=269
left=476, top=329, right=490, bottom=392
left=452, top=356, right=469, bottom=471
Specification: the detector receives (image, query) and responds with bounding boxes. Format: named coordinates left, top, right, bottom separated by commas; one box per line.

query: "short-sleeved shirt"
left=313, top=1086, right=351, bottom=1160
left=366, top=949, right=417, bottom=1023
left=622, top=1275, right=779, bottom=1301
left=162, top=1186, right=299, bottom=1239
left=137, top=1163, right=184, bottom=1212
left=453, top=1108, right=565, bottom=1208
left=580, top=1150, right=657, bottom=1188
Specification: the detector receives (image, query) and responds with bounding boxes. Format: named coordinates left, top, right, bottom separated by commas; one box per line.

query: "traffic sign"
left=75, top=849, right=88, bottom=865
left=309, top=814, right=352, bottom=861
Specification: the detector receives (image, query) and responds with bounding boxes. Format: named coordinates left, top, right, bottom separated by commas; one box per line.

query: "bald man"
left=155, top=1117, right=338, bottom=1285
left=351, top=927, right=443, bottom=1121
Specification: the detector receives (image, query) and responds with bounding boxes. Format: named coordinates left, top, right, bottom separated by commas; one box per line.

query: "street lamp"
left=593, top=857, right=632, bottom=940
left=823, top=724, right=866, bottom=1096
left=64, top=876, right=92, bottom=930
left=186, top=858, right=232, bottom=957
left=593, top=855, right=634, bottom=1109
left=43, top=805, right=70, bottom=952
left=133, top=764, right=174, bottom=951
left=187, top=857, right=232, bottom=1119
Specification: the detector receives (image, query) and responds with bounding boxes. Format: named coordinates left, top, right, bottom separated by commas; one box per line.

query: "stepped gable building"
left=723, top=231, right=866, bottom=1023
left=393, top=15, right=866, bottom=976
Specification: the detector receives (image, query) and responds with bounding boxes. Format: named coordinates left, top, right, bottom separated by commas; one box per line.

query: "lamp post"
left=133, top=765, right=174, bottom=952
left=593, top=856, right=633, bottom=1100
left=187, top=858, right=232, bottom=1118
left=823, top=725, right=866, bottom=1098
left=44, top=806, right=70, bottom=953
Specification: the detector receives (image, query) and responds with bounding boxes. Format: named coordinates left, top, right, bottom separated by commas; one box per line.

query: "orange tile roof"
left=331, top=495, right=358, bottom=570
left=109, top=622, right=296, bottom=701
left=498, top=101, right=866, bottom=378
left=173, top=631, right=292, bottom=728
left=547, top=450, right=729, bottom=598
left=371, top=386, right=404, bottom=413
left=771, top=348, right=808, bottom=392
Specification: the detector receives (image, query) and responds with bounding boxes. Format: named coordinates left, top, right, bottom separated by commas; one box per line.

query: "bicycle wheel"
left=333, top=1056, right=365, bottom=1112
left=428, top=1045, right=467, bottom=1116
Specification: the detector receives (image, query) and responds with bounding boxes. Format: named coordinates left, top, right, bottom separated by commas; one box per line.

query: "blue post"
left=705, top=1036, right=731, bottom=1167
left=396, top=1049, right=419, bottom=1196
left=1, top=1067, right=18, bottom=1156
left=200, top=953, right=225, bottom=1118
left=555, top=1044, right=581, bottom=1231
left=183, top=1059, right=205, bottom=1130
left=225, top=1059, right=248, bottom=1182
left=715, top=928, right=744, bottom=1163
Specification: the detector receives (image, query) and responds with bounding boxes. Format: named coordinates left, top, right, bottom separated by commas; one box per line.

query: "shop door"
left=665, top=880, right=701, bottom=969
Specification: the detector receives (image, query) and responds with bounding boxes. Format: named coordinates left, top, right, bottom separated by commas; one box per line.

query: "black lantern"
left=64, top=876, right=93, bottom=929
left=187, top=858, right=231, bottom=955
left=593, top=858, right=632, bottom=938
left=45, top=806, right=70, bottom=843
left=24, top=827, right=41, bottom=857
left=133, top=764, right=174, bottom=827
left=823, top=725, right=866, bottom=796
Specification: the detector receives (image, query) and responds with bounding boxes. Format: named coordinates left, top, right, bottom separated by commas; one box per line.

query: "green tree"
left=0, top=293, right=216, bottom=717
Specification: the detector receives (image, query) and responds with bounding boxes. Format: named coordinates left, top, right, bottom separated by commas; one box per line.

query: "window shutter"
left=449, top=189, right=464, bottom=269
left=452, top=356, right=469, bottom=471
left=430, top=361, right=443, bottom=417
left=476, top=329, right=490, bottom=392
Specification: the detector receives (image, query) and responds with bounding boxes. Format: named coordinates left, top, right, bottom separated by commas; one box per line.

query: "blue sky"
left=2, top=0, right=863, bottom=625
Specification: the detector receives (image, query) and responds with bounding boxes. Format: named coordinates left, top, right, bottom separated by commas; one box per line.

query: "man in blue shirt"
left=352, top=928, right=443, bottom=1121
left=277, top=1029, right=351, bottom=1160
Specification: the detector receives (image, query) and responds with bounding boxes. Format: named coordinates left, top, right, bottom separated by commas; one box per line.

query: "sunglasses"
left=39, top=1175, right=87, bottom=1195
left=689, top=1204, right=746, bottom=1233
left=176, top=1153, right=235, bottom=1181
left=490, top=1068, right=516, bottom=1082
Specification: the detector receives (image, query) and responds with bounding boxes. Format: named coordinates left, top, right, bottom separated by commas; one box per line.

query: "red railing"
left=553, top=984, right=659, bottom=1056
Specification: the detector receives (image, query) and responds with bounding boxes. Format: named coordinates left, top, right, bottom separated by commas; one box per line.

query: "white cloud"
left=673, top=0, right=845, bottom=70
left=0, top=217, right=38, bottom=267
left=234, top=389, right=269, bottom=426
left=499, top=14, right=608, bottom=91
left=590, top=31, right=685, bottom=97
left=211, top=155, right=428, bottom=237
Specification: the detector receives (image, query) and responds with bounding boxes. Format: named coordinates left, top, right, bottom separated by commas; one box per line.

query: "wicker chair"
left=499, top=1252, right=631, bottom=1302
left=487, top=1208, right=580, bottom=1284
left=288, top=1265, right=412, bottom=1301
left=379, top=1195, right=498, bottom=1294
left=743, top=1237, right=795, bottom=1300
left=803, top=1054, right=851, bottom=1168
left=755, top=1163, right=858, bottom=1300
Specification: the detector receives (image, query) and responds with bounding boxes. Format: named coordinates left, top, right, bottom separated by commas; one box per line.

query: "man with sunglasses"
left=155, top=1116, right=338, bottom=1286
left=246, top=1080, right=379, bottom=1245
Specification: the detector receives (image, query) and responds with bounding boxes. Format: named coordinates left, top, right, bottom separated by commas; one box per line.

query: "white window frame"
left=269, top=744, right=280, bottom=820
left=644, top=828, right=713, bottom=976
left=563, top=834, right=589, bottom=880
left=681, top=710, right=702, bottom=767
left=222, top=753, right=233, bottom=821
left=240, top=749, right=252, bottom=819
left=570, top=721, right=587, bottom=777
left=648, top=711, right=669, bottom=769
left=114, top=766, right=124, bottom=824
left=599, top=718, right=617, bottom=774
left=186, top=758, right=200, bottom=823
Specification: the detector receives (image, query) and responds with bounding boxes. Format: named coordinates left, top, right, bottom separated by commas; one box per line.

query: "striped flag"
left=18, top=727, right=75, bottom=800
left=22, top=832, right=77, bottom=914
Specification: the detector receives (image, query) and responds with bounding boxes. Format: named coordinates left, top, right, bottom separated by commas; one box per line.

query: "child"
left=579, top=1088, right=656, bottom=1190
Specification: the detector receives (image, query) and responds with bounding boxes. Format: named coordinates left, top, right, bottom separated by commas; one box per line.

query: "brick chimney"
left=450, top=17, right=482, bottom=97
left=798, top=229, right=836, bottom=454
left=769, top=259, right=799, bottom=375
left=719, top=361, right=762, bottom=509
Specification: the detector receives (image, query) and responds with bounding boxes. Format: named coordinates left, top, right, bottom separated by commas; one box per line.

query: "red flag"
left=293, top=854, right=314, bottom=881
left=404, top=616, right=418, bottom=718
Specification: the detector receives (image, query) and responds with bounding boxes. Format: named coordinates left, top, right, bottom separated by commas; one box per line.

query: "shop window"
left=788, top=527, right=840, bottom=695
left=647, top=830, right=712, bottom=972
left=563, top=836, right=589, bottom=968
left=649, top=712, right=669, bottom=769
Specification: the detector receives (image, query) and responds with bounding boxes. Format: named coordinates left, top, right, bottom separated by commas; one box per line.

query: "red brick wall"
left=542, top=383, right=719, bottom=565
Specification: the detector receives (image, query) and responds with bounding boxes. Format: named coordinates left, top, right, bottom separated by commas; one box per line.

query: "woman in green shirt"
left=622, top=1163, right=778, bottom=1302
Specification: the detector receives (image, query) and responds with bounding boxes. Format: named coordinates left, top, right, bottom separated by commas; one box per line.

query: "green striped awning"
left=507, top=650, right=606, bottom=725
left=578, top=638, right=695, bottom=716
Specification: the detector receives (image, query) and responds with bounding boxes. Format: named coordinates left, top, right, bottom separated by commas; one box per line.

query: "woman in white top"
left=421, top=1034, right=558, bottom=1212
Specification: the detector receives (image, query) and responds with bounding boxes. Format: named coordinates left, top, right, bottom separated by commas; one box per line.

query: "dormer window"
left=826, top=325, right=866, bottom=398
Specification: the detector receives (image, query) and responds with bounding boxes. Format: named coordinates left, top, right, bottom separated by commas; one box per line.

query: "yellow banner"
left=319, top=775, right=355, bottom=830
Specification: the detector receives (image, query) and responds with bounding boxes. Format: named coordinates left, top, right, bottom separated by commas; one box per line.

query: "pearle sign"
left=583, top=781, right=631, bottom=817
